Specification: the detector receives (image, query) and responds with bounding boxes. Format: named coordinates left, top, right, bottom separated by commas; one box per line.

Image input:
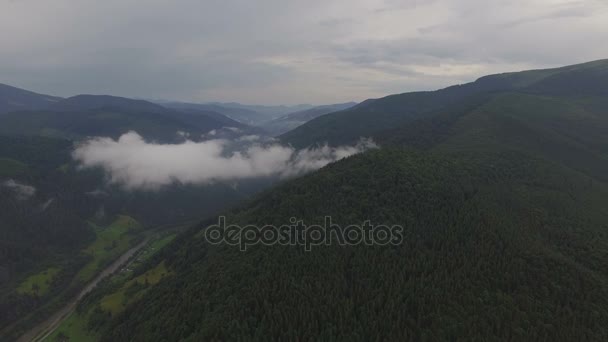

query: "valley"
left=0, top=82, right=366, bottom=341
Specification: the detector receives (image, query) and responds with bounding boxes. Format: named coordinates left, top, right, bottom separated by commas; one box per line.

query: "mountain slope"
left=281, top=59, right=608, bottom=148
left=101, top=148, right=608, bottom=341
left=0, top=95, right=251, bottom=142
left=163, top=102, right=271, bottom=126
left=0, top=84, right=62, bottom=114
left=378, top=93, right=608, bottom=181
left=207, top=102, right=315, bottom=118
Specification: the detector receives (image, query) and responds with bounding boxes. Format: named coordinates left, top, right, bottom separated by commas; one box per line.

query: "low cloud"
left=40, top=198, right=55, bottom=211
left=1, top=179, right=36, bottom=200
left=73, top=131, right=376, bottom=190
left=237, top=135, right=262, bottom=142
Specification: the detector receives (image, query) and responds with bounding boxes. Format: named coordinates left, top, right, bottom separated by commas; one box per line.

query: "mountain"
left=163, top=101, right=319, bottom=126
left=0, top=95, right=252, bottom=142
left=0, top=83, right=62, bottom=114
left=207, top=102, right=315, bottom=118
left=280, top=102, right=357, bottom=122
left=281, top=59, right=608, bottom=148
left=162, top=102, right=270, bottom=126
left=50, top=60, right=608, bottom=341
left=261, top=102, right=357, bottom=136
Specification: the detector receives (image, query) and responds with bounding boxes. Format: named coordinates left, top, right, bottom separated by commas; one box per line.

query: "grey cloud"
left=500, top=2, right=601, bottom=29
left=332, top=3, right=608, bottom=77
left=332, top=38, right=471, bottom=66
left=85, top=189, right=109, bottom=198
left=1, top=0, right=607, bottom=103
left=72, top=131, right=377, bottom=190
left=40, top=198, right=55, bottom=211
left=318, top=17, right=359, bottom=29
left=1, top=179, right=36, bottom=201
left=374, top=0, right=441, bottom=13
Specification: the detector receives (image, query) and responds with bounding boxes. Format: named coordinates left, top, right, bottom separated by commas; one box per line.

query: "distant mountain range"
left=0, top=84, right=355, bottom=138
left=161, top=101, right=272, bottom=126
left=0, top=89, right=256, bottom=142
left=161, top=101, right=352, bottom=128
left=206, top=102, right=316, bottom=118
left=261, top=102, right=357, bottom=136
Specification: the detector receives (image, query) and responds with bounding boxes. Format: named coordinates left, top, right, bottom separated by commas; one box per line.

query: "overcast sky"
left=1, top=0, right=607, bottom=104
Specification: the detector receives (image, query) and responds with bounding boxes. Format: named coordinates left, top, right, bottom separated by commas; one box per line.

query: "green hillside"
left=379, top=93, right=608, bottom=180
left=100, top=148, right=608, bottom=341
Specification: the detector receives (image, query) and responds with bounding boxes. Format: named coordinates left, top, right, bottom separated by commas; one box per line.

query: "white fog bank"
left=73, top=131, right=376, bottom=190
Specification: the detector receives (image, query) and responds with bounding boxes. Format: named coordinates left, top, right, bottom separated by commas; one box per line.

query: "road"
left=17, top=239, right=149, bottom=342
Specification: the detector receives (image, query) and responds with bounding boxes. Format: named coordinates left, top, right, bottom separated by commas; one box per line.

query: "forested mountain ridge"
left=378, top=92, right=608, bottom=180
left=101, top=149, right=608, bottom=341
left=37, top=60, right=606, bottom=341
left=162, top=101, right=318, bottom=126
left=281, top=59, right=608, bottom=148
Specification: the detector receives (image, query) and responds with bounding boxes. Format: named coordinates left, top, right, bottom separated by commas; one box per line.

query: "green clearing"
left=149, top=234, right=176, bottom=251
left=75, top=215, right=142, bottom=283
left=118, top=233, right=176, bottom=279
left=17, top=267, right=60, bottom=297
left=138, top=234, right=175, bottom=263
left=100, top=261, right=171, bottom=316
left=39, top=231, right=176, bottom=340
left=46, top=311, right=99, bottom=342
left=135, top=261, right=171, bottom=285
left=56, top=163, right=70, bottom=173
left=0, top=157, right=27, bottom=177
